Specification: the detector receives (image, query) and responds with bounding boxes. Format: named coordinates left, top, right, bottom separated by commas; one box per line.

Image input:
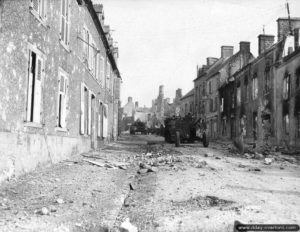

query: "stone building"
left=194, top=44, right=254, bottom=139
left=221, top=17, right=300, bottom=148
left=0, top=0, right=121, bottom=181
left=179, top=89, right=194, bottom=117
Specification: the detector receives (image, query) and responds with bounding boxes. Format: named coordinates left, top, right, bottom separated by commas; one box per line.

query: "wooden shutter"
left=103, top=104, right=108, bottom=137
left=80, top=83, right=85, bottom=134
left=61, top=76, right=67, bottom=128
left=87, top=91, right=91, bottom=135
left=66, top=0, right=70, bottom=45
left=27, top=51, right=34, bottom=121
left=33, top=57, right=42, bottom=123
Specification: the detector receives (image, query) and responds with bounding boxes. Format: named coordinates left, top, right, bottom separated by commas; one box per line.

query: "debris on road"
left=56, top=198, right=64, bottom=204
left=195, top=161, right=207, bottom=168
left=120, top=218, right=138, bottom=232
left=36, top=207, right=50, bottom=215
left=248, top=168, right=261, bottom=172
left=83, top=158, right=130, bottom=170
left=264, top=158, right=273, bottom=165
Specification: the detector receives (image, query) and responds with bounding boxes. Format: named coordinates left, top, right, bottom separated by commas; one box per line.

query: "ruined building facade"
left=197, top=17, right=300, bottom=148
left=0, top=0, right=121, bottom=181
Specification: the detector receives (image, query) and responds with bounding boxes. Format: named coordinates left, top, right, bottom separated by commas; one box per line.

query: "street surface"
left=0, top=134, right=299, bottom=232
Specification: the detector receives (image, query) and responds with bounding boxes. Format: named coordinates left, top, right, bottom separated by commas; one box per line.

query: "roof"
left=180, top=89, right=194, bottom=101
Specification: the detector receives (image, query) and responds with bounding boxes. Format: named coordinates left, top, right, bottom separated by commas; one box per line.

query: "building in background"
left=0, top=0, right=121, bottom=181
left=180, top=89, right=194, bottom=117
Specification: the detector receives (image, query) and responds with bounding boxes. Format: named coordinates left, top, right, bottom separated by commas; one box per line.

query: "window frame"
left=56, top=68, right=69, bottom=129
left=283, top=73, right=290, bottom=100
left=60, top=0, right=70, bottom=49
left=30, top=0, right=47, bottom=23
left=252, top=74, right=258, bottom=100
left=26, top=45, right=45, bottom=125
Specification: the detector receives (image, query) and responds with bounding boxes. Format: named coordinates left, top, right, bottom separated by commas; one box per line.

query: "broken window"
left=296, top=67, right=300, bottom=89
left=237, top=84, right=241, bottom=106
left=220, top=97, right=224, bottom=112
left=264, top=66, right=271, bottom=94
left=283, top=73, right=290, bottom=100
left=283, top=114, right=289, bottom=135
left=60, top=0, right=70, bottom=47
left=30, top=0, right=47, bottom=19
left=297, top=114, right=300, bottom=138
left=252, top=74, right=258, bottom=100
left=27, top=50, right=44, bottom=123
left=244, top=77, right=248, bottom=102
left=57, top=71, right=68, bottom=128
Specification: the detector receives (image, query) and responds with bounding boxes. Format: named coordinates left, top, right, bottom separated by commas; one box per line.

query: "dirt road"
left=0, top=134, right=299, bottom=232
left=115, top=136, right=300, bottom=232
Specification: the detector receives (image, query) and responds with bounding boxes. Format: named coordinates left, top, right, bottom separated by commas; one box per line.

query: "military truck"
left=164, top=115, right=209, bottom=147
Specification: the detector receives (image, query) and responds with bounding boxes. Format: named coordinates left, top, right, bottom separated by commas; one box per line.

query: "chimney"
left=128, top=97, right=133, bottom=103
left=93, top=4, right=105, bottom=26
left=206, top=57, right=218, bottom=66
left=135, top=101, right=139, bottom=108
left=221, top=46, right=234, bottom=58
left=239, top=41, right=250, bottom=53
left=258, top=34, right=275, bottom=55
left=176, top=89, right=182, bottom=99
left=277, top=18, right=300, bottom=41
left=159, top=85, right=164, bottom=96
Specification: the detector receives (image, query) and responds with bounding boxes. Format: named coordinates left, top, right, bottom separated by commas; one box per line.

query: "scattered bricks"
left=204, top=153, right=214, bottom=157
left=195, top=161, right=207, bottom=168
left=238, top=164, right=246, bottom=168
left=120, top=218, right=138, bottom=232
left=36, top=207, right=50, bottom=215
left=56, top=198, right=64, bottom=204
left=264, top=158, right=273, bottom=165
left=254, top=153, right=264, bottom=160
left=248, top=168, right=261, bottom=172
left=149, top=167, right=158, bottom=172
left=137, top=169, right=148, bottom=174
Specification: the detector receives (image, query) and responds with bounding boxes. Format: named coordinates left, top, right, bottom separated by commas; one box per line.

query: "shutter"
left=67, top=0, right=70, bottom=45
left=80, top=83, right=85, bottom=134
left=103, top=104, right=108, bottom=137
left=43, top=0, right=47, bottom=18
left=33, top=57, right=42, bottom=123
left=82, top=28, right=86, bottom=59
left=60, top=76, right=67, bottom=128
left=27, top=51, right=34, bottom=121
left=87, top=91, right=91, bottom=135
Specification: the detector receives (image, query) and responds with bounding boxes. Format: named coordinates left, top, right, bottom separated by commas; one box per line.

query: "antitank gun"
left=164, top=115, right=209, bottom=147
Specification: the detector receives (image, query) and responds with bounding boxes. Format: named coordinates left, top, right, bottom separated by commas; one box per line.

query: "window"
left=264, top=67, right=271, bottom=94
left=82, top=27, right=89, bottom=62
left=283, top=114, right=289, bottom=135
left=208, top=81, right=212, bottom=94
left=57, top=70, right=69, bottom=128
left=297, top=114, right=300, bottom=138
left=98, top=102, right=103, bottom=137
left=231, top=90, right=235, bottom=108
left=252, top=74, right=258, bottom=99
left=100, top=55, right=105, bottom=84
left=27, top=49, right=44, bottom=123
left=283, top=73, right=290, bottom=100
left=244, top=77, right=248, bottom=102
left=237, top=85, right=241, bottom=106
left=80, top=84, right=90, bottom=135
left=30, top=0, right=47, bottom=20
left=220, top=98, right=224, bottom=112
left=106, top=61, right=111, bottom=89
left=296, top=67, right=300, bottom=89
left=209, top=98, right=213, bottom=112
left=214, top=96, right=218, bottom=112
left=60, top=0, right=70, bottom=47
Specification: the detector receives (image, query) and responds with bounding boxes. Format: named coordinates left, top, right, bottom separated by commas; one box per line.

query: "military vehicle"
left=164, top=116, right=209, bottom=147
left=130, top=120, right=147, bottom=135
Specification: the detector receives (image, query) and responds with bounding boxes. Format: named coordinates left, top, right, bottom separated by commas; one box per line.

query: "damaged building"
left=0, top=0, right=121, bottom=181
left=220, top=17, right=300, bottom=148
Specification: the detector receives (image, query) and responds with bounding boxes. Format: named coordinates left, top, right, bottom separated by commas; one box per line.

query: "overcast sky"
left=93, top=0, right=300, bottom=107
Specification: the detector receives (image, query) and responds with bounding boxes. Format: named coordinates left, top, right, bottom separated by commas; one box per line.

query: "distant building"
left=180, top=89, right=194, bottom=117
